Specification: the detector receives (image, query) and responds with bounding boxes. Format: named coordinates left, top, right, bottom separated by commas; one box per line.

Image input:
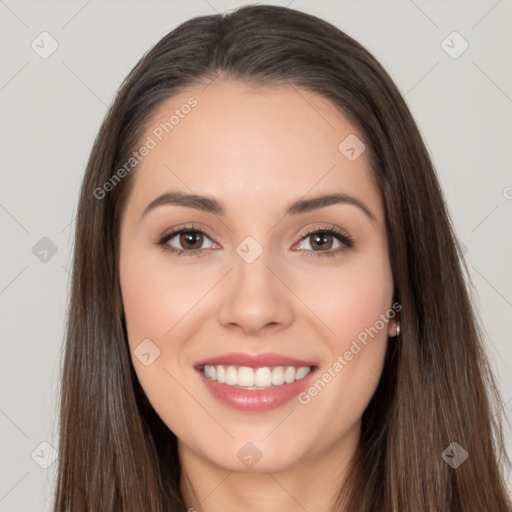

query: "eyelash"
left=155, top=223, right=355, bottom=259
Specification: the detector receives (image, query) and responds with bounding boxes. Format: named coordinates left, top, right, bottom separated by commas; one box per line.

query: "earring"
left=395, top=322, right=401, bottom=338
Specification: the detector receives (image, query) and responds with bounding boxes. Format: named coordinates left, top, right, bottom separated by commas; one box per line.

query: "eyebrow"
left=141, top=191, right=377, bottom=223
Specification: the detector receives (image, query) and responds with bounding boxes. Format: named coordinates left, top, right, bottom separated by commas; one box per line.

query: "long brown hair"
left=54, top=5, right=511, bottom=511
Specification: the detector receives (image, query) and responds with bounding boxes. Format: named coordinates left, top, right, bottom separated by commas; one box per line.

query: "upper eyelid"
left=159, top=224, right=213, bottom=242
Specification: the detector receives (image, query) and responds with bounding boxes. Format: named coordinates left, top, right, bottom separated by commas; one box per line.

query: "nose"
left=217, top=250, right=295, bottom=335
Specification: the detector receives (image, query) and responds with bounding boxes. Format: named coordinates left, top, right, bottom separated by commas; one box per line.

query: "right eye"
left=157, top=225, right=218, bottom=257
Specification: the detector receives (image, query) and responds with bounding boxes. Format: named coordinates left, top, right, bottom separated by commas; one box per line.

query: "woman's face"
left=119, top=79, right=397, bottom=473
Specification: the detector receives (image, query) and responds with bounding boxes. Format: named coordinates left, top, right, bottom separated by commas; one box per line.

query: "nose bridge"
left=232, top=238, right=279, bottom=300
left=217, top=237, right=294, bottom=333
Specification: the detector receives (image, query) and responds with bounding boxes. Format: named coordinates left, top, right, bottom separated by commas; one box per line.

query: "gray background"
left=1, top=0, right=511, bottom=510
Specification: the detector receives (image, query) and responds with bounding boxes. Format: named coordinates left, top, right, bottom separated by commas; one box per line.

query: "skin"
left=118, top=79, right=398, bottom=512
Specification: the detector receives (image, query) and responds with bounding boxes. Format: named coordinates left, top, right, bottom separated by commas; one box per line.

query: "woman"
left=54, top=5, right=511, bottom=511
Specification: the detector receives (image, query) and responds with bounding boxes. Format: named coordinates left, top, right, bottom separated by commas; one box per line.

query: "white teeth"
left=255, top=367, right=272, bottom=387
left=237, top=367, right=254, bottom=387
left=295, top=366, right=310, bottom=380
left=226, top=366, right=238, bottom=385
left=271, top=366, right=286, bottom=385
left=216, top=365, right=226, bottom=383
left=202, top=364, right=312, bottom=389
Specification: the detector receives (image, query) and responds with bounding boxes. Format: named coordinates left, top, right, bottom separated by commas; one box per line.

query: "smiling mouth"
left=197, top=364, right=315, bottom=390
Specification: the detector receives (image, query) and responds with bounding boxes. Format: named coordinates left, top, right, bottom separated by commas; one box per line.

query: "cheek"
left=291, top=252, right=393, bottom=410
left=295, top=255, right=393, bottom=427
left=294, top=252, right=394, bottom=344
left=120, top=248, right=212, bottom=343
left=119, top=247, right=207, bottom=433
left=326, top=274, right=392, bottom=341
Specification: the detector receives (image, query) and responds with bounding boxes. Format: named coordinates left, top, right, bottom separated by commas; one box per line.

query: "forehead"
left=124, top=79, right=383, bottom=223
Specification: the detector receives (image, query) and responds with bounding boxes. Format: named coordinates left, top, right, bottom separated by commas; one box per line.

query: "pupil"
left=312, top=233, right=332, bottom=250
left=181, top=232, right=202, bottom=249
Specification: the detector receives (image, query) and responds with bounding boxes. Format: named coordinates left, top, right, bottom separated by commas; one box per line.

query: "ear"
left=388, top=317, right=399, bottom=337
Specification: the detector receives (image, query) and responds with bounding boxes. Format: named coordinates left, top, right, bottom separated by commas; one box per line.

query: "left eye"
left=296, top=231, right=344, bottom=252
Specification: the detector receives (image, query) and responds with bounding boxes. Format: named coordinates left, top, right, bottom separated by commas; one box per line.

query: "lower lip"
left=197, top=367, right=317, bottom=412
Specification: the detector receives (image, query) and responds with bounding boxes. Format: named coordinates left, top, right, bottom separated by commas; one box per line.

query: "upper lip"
left=194, top=352, right=317, bottom=369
